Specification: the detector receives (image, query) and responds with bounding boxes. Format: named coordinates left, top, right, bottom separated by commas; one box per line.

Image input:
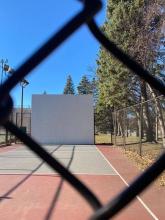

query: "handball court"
left=0, top=144, right=164, bottom=220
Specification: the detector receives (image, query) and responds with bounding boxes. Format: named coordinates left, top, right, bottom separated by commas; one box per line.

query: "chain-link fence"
left=0, top=111, right=14, bottom=146
left=112, top=96, right=165, bottom=159
left=0, top=127, right=11, bottom=146
left=94, top=109, right=113, bottom=145
left=0, top=107, right=31, bottom=146
left=0, top=1, right=165, bottom=219
left=15, top=108, right=31, bottom=143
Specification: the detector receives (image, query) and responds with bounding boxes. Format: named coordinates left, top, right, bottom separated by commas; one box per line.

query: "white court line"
left=96, top=146, right=159, bottom=220
left=71, top=172, right=118, bottom=176
left=0, top=172, right=118, bottom=176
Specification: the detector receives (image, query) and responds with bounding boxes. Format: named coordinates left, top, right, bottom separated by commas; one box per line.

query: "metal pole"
left=1, top=59, right=8, bottom=145
left=29, top=112, right=31, bottom=136
left=15, top=112, right=18, bottom=143
left=139, top=103, right=143, bottom=156
left=94, top=110, right=96, bottom=145
left=114, top=111, right=117, bottom=145
left=123, top=109, right=126, bottom=150
left=5, top=129, right=9, bottom=146
left=20, top=85, right=24, bottom=127
left=155, top=102, right=158, bottom=142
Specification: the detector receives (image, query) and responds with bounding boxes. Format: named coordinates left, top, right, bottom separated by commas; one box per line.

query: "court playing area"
left=0, top=145, right=116, bottom=175
left=0, top=145, right=164, bottom=219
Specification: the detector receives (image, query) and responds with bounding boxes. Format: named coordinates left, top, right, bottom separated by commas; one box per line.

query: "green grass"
left=95, top=133, right=164, bottom=158
left=115, top=135, right=143, bottom=145
left=95, top=133, right=112, bottom=144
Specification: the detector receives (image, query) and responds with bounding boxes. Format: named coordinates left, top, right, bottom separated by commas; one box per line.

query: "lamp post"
left=20, top=79, right=29, bottom=128
left=1, top=63, right=29, bottom=129
left=0, top=59, right=12, bottom=145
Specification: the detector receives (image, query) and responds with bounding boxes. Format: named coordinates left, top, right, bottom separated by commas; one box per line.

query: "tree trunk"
left=137, top=118, right=140, bottom=137
left=135, top=111, right=140, bottom=137
left=134, top=106, right=143, bottom=139
left=141, top=81, right=155, bottom=142
left=155, top=106, right=159, bottom=142
left=148, top=85, right=165, bottom=148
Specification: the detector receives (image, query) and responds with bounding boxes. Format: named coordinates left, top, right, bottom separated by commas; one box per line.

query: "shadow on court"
left=0, top=145, right=62, bottom=203
left=45, top=145, right=75, bottom=220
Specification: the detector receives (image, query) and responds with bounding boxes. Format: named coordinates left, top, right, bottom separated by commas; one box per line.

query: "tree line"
left=63, top=0, right=165, bottom=146
left=63, top=74, right=98, bottom=97
left=96, top=0, right=165, bottom=146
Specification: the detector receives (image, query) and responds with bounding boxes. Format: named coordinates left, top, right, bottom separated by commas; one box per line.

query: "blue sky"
left=0, top=0, right=106, bottom=107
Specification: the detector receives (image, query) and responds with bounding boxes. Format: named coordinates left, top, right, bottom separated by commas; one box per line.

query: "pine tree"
left=63, top=75, right=75, bottom=95
left=77, top=75, right=93, bottom=95
left=91, top=77, right=99, bottom=106
left=96, top=0, right=164, bottom=140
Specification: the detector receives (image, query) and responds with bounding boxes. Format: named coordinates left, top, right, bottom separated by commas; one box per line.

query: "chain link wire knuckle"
left=0, top=1, right=164, bottom=219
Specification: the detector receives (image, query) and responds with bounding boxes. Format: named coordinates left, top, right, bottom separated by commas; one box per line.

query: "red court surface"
left=0, top=144, right=21, bottom=153
left=0, top=145, right=164, bottom=220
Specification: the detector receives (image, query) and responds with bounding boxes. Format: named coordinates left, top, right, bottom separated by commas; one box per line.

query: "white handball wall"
left=31, top=95, right=94, bottom=144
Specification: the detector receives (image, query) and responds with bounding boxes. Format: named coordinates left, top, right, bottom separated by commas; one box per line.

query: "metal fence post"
left=15, top=112, right=18, bottom=143
left=139, top=102, right=143, bottom=156
left=155, top=102, right=158, bottom=142
left=114, top=110, right=117, bottom=145
left=5, top=129, right=8, bottom=145
left=123, top=109, right=126, bottom=149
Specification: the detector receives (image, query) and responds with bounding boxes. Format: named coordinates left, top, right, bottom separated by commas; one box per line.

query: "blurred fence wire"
left=0, top=1, right=165, bottom=219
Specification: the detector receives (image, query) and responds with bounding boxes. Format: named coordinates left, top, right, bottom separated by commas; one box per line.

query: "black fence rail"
left=0, top=1, right=165, bottom=219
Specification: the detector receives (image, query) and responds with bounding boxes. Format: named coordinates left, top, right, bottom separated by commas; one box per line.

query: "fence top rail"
left=113, top=95, right=164, bottom=113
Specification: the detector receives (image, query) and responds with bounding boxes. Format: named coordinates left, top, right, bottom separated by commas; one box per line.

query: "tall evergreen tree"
left=97, top=0, right=164, bottom=107
left=63, top=75, right=75, bottom=94
left=91, top=77, right=99, bottom=106
left=96, top=0, right=164, bottom=141
left=77, top=75, right=93, bottom=95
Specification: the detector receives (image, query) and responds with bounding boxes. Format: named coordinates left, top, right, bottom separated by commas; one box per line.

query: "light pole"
left=0, top=59, right=11, bottom=145
left=20, top=79, right=29, bottom=128
left=1, top=63, right=29, bottom=129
